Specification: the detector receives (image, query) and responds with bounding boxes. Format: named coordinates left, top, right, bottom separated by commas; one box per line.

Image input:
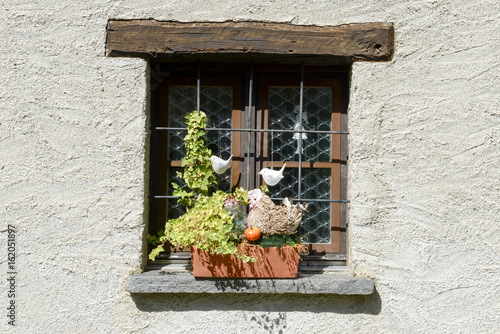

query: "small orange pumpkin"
left=245, top=226, right=261, bottom=241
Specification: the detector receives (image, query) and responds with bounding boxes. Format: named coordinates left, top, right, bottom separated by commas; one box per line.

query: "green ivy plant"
left=149, top=110, right=251, bottom=262
left=172, top=110, right=217, bottom=207
left=164, top=191, right=252, bottom=262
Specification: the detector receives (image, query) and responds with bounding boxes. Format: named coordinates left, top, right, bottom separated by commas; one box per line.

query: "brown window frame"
left=155, top=75, right=243, bottom=229
left=259, top=76, right=344, bottom=255
left=149, top=63, right=349, bottom=264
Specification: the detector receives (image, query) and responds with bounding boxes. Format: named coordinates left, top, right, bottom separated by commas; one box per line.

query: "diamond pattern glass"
left=268, top=87, right=332, bottom=162
left=267, top=86, right=333, bottom=244
left=166, top=86, right=233, bottom=220
left=168, top=86, right=232, bottom=161
left=267, top=168, right=332, bottom=244
left=166, top=167, right=186, bottom=220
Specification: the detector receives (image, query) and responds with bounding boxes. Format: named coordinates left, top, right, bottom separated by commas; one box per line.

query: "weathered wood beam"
left=106, top=20, right=394, bottom=62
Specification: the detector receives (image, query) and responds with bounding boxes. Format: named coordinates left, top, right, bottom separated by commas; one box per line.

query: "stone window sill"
left=126, top=270, right=374, bottom=295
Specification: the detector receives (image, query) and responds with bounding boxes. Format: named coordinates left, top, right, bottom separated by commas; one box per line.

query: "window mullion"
left=297, top=63, right=305, bottom=201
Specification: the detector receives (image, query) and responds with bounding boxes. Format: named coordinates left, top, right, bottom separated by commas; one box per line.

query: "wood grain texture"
left=106, top=20, right=394, bottom=63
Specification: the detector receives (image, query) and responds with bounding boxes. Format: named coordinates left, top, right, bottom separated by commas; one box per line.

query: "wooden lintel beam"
left=106, top=20, right=394, bottom=62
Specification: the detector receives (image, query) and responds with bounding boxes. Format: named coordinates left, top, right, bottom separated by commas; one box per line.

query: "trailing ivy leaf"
left=149, top=245, right=165, bottom=261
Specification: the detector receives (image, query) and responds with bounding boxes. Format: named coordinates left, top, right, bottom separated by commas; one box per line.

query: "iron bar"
left=153, top=195, right=349, bottom=203
left=298, top=63, right=304, bottom=200
left=269, top=197, right=349, bottom=203
left=246, top=62, right=254, bottom=190
left=154, top=127, right=348, bottom=135
left=196, top=61, right=201, bottom=113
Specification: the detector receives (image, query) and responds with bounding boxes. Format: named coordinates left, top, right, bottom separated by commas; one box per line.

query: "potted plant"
left=149, top=111, right=307, bottom=278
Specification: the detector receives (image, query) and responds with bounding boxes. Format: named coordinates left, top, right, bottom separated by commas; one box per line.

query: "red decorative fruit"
left=245, top=226, right=261, bottom=241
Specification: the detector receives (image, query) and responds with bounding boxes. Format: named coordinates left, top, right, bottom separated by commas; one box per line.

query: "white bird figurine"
left=210, top=154, right=233, bottom=174
left=258, top=163, right=286, bottom=186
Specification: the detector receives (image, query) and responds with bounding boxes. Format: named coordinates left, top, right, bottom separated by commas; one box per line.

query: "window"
left=106, top=19, right=394, bottom=273
left=148, top=63, right=349, bottom=266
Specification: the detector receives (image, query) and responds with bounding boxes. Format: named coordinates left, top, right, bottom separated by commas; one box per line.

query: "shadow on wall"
left=129, top=288, right=381, bottom=315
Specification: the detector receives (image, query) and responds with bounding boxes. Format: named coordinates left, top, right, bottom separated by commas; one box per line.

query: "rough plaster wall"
left=0, top=1, right=498, bottom=333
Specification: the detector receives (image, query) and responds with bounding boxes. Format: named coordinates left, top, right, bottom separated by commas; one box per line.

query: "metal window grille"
left=152, top=62, right=349, bottom=206
left=149, top=62, right=348, bottom=256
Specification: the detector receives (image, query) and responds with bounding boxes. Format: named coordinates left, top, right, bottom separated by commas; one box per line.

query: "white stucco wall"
left=1, top=1, right=498, bottom=333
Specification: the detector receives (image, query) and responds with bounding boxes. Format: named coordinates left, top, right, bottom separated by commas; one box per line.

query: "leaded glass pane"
left=166, top=167, right=186, bottom=220
left=267, top=168, right=331, bottom=244
left=268, top=87, right=332, bottom=162
left=166, top=86, right=232, bottom=220
left=168, top=86, right=232, bottom=161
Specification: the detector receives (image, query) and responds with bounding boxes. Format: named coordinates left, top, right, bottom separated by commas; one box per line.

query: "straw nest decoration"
left=247, top=194, right=308, bottom=235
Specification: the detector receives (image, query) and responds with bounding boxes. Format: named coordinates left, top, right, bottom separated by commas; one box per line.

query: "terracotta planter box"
left=191, top=246, right=301, bottom=278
